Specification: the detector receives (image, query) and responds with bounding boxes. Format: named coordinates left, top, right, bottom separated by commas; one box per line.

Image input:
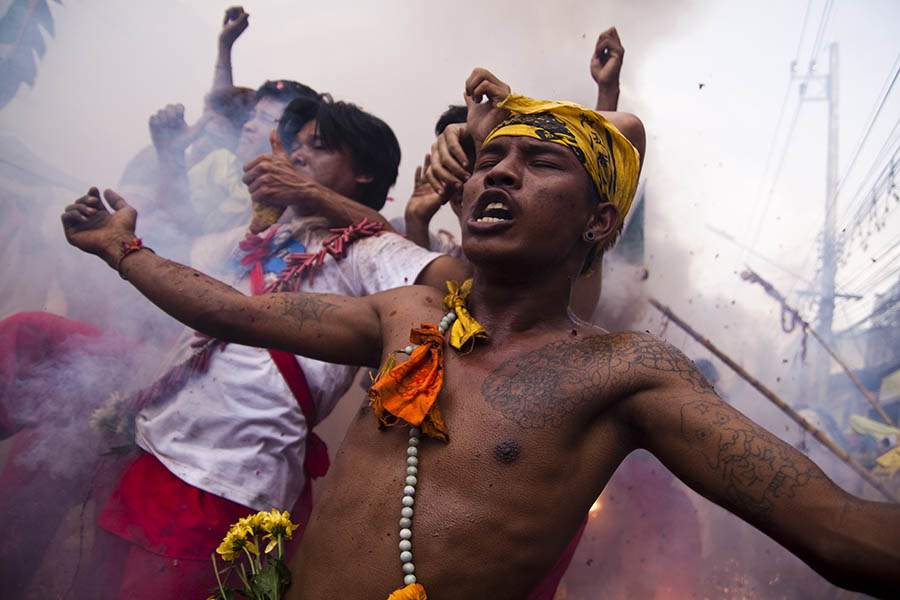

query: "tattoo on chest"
left=680, top=400, right=819, bottom=522
left=281, top=296, right=338, bottom=329
left=480, top=333, right=715, bottom=429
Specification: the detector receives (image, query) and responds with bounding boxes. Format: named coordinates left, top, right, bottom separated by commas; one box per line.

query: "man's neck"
left=466, top=266, right=578, bottom=341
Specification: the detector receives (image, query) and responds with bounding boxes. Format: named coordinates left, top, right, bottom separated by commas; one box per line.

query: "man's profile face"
left=288, top=119, right=362, bottom=200
left=235, top=96, right=288, bottom=163
left=460, top=135, right=596, bottom=266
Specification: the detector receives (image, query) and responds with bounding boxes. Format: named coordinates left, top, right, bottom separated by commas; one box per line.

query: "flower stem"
left=243, top=546, right=259, bottom=575
left=211, top=552, right=227, bottom=599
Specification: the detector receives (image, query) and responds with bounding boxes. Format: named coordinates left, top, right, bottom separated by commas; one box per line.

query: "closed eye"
left=531, top=160, right=561, bottom=169
left=474, top=155, right=500, bottom=171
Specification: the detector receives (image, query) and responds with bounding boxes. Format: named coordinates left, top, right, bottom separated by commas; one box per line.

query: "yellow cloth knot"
left=387, top=582, right=427, bottom=599
left=442, top=279, right=487, bottom=352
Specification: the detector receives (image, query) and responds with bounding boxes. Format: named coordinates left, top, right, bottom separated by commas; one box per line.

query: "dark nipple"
left=493, top=439, right=521, bottom=464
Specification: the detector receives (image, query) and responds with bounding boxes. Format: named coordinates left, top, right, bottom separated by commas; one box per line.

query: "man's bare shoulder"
left=368, top=283, right=449, bottom=319
left=593, top=330, right=716, bottom=395
left=476, top=329, right=713, bottom=430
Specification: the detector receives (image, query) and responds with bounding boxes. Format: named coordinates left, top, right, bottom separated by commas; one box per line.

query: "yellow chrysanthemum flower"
left=262, top=508, right=300, bottom=540
left=216, top=523, right=260, bottom=561
left=236, top=512, right=266, bottom=536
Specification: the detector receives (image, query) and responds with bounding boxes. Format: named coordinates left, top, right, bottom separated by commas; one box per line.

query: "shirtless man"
left=62, top=73, right=899, bottom=599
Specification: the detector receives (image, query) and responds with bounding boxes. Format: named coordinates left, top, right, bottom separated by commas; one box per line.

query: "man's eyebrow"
left=517, top=139, right=569, bottom=158
left=479, top=140, right=505, bottom=155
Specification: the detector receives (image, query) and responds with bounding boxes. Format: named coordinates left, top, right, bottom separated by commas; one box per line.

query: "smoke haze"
left=2, top=1, right=898, bottom=598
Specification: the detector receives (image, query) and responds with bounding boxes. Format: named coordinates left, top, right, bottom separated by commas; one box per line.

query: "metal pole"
left=819, top=42, right=839, bottom=342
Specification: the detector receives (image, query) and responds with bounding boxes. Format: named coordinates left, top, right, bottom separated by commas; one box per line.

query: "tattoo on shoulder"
left=281, top=295, right=338, bottom=328
left=680, top=399, right=821, bottom=522
left=480, top=333, right=715, bottom=429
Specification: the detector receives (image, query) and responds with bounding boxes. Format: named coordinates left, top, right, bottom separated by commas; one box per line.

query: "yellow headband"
left=483, top=94, right=640, bottom=221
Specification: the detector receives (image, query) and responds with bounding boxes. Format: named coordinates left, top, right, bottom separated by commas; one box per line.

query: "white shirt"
left=135, top=214, right=443, bottom=510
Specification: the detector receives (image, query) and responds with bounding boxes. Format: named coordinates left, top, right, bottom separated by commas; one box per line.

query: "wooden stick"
left=649, top=297, right=899, bottom=503
left=804, top=325, right=896, bottom=427
left=740, top=267, right=895, bottom=427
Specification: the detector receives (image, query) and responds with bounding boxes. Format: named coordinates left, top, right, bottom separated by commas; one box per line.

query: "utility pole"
left=792, top=43, right=839, bottom=403
left=820, top=42, right=839, bottom=346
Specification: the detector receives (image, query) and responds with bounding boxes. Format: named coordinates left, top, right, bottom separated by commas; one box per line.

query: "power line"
left=837, top=123, right=900, bottom=237
left=741, top=1, right=825, bottom=266
left=793, top=0, right=814, bottom=61
left=845, top=249, right=900, bottom=296
left=831, top=49, right=900, bottom=213
left=836, top=144, right=900, bottom=276
left=809, top=0, right=834, bottom=62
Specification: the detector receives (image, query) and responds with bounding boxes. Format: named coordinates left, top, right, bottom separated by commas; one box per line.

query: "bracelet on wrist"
left=116, top=236, right=155, bottom=279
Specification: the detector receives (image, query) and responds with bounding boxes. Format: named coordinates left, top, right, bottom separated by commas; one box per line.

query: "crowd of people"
left=2, top=6, right=898, bottom=599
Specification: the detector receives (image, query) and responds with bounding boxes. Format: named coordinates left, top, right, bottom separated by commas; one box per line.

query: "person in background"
left=61, top=69, right=900, bottom=600
left=62, top=93, right=467, bottom=600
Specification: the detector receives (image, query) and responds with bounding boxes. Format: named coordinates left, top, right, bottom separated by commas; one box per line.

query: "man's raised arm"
left=61, top=187, right=383, bottom=368
left=615, top=332, right=900, bottom=598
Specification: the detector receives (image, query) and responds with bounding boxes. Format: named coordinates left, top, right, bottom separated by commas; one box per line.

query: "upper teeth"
left=476, top=201, right=511, bottom=222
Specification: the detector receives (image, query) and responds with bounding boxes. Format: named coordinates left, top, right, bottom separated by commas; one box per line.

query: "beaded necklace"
left=369, top=280, right=486, bottom=600
left=393, top=306, right=458, bottom=589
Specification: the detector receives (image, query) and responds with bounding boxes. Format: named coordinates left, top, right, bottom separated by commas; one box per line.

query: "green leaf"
left=251, top=566, right=281, bottom=599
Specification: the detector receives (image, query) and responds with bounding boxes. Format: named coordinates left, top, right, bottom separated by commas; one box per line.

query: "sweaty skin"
left=62, top=104, right=899, bottom=598
left=285, top=289, right=897, bottom=599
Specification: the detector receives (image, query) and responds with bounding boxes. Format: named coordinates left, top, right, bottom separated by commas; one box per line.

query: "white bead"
left=438, top=325, right=446, bottom=334
left=407, top=466, right=418, bottom=476
left=404, top=574, right=417, bottom=585
left=407, top=446, right=418, bottom=457
left=402, top=562, right=415, bottom=574
left=399, top=517, right=412, bottom=528
left=399, top=540, right=411, bottom=551
left=400, top=550, right=413, bottom=563
left=409, top=427, right=421, bottom=437
left=399, top=528, right=412, bottom=540
left=448, top=312, right=457, bottom=322
left=407, top=456, right=418, bottom=466
left=408, top=436, right=419, bottom=447
left=402, top=495, right=415, bottom=507
left=404, top=345, right=414, bottom=355
left=401, top=507, right=413, bottom=518
left=403, top=485, right=416, bottom=496
left=406, top=475, right=417, bottom=486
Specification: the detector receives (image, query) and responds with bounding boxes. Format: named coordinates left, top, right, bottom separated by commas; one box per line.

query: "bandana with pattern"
left=484, top=94, right=641, bottom=222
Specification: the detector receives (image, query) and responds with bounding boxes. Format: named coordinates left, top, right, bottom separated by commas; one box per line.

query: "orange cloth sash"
left=387, top=582, right=427, bottom=599
left=368, top=324, right=448, bottom=442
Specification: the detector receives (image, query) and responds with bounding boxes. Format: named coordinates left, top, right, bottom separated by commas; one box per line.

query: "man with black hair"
left=63, top=69, right=900, bottom=600
left=240, top=94, right=406, bottom=231
left=62, top=93, right=464, bottom=600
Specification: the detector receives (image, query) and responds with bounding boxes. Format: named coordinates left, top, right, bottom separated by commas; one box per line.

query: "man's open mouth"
left=475, top=200, right=514, bottom=223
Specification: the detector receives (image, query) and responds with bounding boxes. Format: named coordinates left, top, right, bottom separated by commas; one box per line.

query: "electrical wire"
left=831, top=50, right=900, bottom=217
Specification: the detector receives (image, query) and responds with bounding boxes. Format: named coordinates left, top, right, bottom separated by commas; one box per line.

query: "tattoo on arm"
left=280, top=295, right=339, bottom=329
left=480, top=333, right=716, bottom=429
left=680, top=400, right=820, bottom=523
